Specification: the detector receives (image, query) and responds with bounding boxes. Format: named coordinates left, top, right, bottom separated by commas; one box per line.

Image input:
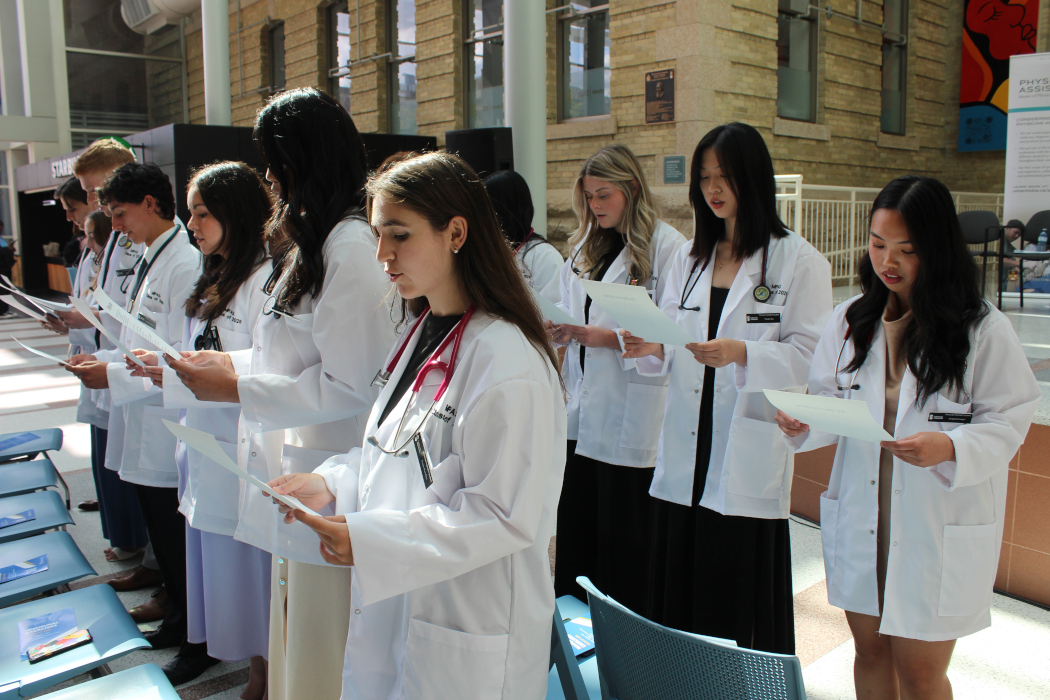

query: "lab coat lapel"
left=368, top=316, right=429, bottom=437
left=600, top=246, right=630, bottom=284
left=716, top=250, right=759, bottom=336
left=863, top=326, right=888, bottom=453
left=691, top=257, right=715, bottom=341
left=895, top=368, right=919, bottom=436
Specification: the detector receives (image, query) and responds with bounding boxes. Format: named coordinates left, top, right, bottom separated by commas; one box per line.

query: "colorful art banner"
left=960, top=0, right=1039, bottom=152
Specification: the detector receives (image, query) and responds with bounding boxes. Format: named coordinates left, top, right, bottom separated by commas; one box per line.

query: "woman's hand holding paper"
left=775, top=409, right=809, bottom=438
left=686, top=338, right=746, bottom=368
left=267, top=473, right=352, bottom=566
left=165, top=350, right=239, bottom=402
left=559, top=323, right=620, bottom=350
left=880, top=432, right=956, bottom=468
left=620, top=329, right=663, bottom=360
left=66, top=354, right=109, bottom=389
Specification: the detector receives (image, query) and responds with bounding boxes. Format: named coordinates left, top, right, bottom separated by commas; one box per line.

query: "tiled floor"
left=3, top=295, right=1050, bottom=698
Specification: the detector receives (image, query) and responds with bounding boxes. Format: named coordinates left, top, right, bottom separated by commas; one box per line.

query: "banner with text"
left=1004, top=52, right=1050, bottom=225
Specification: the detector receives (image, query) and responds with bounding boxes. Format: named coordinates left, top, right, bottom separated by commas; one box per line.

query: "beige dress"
left=876, top=294, right=912, bottom=610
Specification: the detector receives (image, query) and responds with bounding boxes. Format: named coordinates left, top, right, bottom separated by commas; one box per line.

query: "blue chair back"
left=576, top=576, right=806, bottom=700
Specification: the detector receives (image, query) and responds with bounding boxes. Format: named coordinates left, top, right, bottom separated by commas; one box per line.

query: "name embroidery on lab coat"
left=432, top=404, right=457, bottom=424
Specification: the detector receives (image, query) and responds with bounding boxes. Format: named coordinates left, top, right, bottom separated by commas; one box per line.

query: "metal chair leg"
left=54, top=467, right=71, bottom=510
left=88, top=663, right=113, bottom=679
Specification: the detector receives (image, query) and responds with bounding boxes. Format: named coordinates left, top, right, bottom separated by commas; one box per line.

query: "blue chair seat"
left=0, top=492, right=74, bottom=545
left=0, top=430, right=63, bottom=464
left=0, top=460, right=69, bottom=510
left=0, top=585, right=149, bottom=699
left=29, top=663, right=177, bottom=700
left=0, top=531, right=95, bottom=607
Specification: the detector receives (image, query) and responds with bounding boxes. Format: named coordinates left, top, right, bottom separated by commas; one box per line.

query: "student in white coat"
left=67, top=163, right=202, bottom=661
left=164, top=88, right=395, bottom=700
left=265, top=150, right=566, bottom=700
left=548, top=144, right=685, bottom=612
left=777, top=176, right=1040, bottom=699
left=482, top=169, right=563, bottom=298
left=133, top=162, right=274, bottom=690
left=622, top=123, right=832, bottom=652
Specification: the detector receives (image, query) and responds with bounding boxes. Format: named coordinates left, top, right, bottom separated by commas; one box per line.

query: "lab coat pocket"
left=939, top=523, right=997, bottom=617
left=819, top=493, right=840, bottom=592
left=619, top=383, right=668, bottom=451
left=747, top=302, right=783, bottom=342
left=724, top=417, right=788, bottom=500
left=929, top=396, right=973, bottom=432
left=402, top=618, right=509, bottom=700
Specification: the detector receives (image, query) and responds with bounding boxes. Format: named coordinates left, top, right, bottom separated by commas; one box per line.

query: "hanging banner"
left=959, top=0, right=1038, bottom=152
left=1003, top=52, right=1050, bottom=225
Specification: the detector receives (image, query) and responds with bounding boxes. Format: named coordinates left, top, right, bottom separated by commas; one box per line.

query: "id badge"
left=412, top=433, right=434, bottom=489
left=928, top=412, right=972, bottom=424
left=746, top=313, right=781, bottom=323
left=137, top=313, right=157, bottom=330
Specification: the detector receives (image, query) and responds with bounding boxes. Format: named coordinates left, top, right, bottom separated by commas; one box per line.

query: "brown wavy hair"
left=365, top=151, right=560, bottom=375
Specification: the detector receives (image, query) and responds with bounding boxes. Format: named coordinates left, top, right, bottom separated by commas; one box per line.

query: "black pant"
left=134, top=484, right=187, bottom=638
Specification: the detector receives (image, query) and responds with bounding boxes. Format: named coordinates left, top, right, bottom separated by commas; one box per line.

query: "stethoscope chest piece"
left=753, top=285, right=771, bottom=302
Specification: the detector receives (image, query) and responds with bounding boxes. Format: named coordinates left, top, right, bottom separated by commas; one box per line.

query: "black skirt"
left=554, top=440, right=654, bottom=614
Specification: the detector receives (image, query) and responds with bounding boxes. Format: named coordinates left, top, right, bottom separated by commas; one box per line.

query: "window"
left=269, top=22, right=286, bottom=93
left=390, top=0, right=417, bottom=134
left=776, top=0, right=817, bottom=122
left=465, top=0, right=504, bottom=128
left=881, top=0, right=907, bottom=135
left=328, top=1, right=352, bottom=112
left=559, top=2, right=610, bottom=120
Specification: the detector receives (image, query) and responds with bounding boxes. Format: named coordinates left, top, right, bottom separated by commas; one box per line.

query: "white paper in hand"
left=162, top=420, right=321, bottom=517
left=12, top=337, right=72, bottom=367
left=0, top=278, right=55, bottom=315
left=66, top=296, right=146, bottom=368
left=92, top=287, right=180, bottom=358
left=1, top=296, right=47, bottom=322
left=763, top=389, right=894, bottom=443
left=580, top=280, right=696, bottom=347
left=532, top=289, right=577, bottom=326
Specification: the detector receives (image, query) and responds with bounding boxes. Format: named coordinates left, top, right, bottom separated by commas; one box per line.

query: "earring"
left=452, top=246, right=459, bottom=254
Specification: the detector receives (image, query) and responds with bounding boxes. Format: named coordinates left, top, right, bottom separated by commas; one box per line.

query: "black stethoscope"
left=678, top=241, right=771, bottom=311
left=835, top=326, right=863, bottom=395
left=124, top=226, right=179, bottom=307
left=367, top=307, right=476, bottom=457
left=260, top=265, right=296, bottom=319
left=194, top=320, right=223, bottom=351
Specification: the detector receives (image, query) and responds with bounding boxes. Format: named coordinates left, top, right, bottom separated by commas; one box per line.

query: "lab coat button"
left=355, top=609, right=361, bottom=615
left=277, top=558, right=284, bottom=564
left=691, top=431, right=696, bottom=436
left=894, top=489, right=900, bottom=494
left=893, top=541, right=897, bottom=546
left=251, top=452, right=257, bottom=457
left=583, top=390, right=589, bottom=395
left=870, top=530, right=875, bottom=535
left=241, top=438, right=246, bottom=443
left=694, top=389, right=699, bottom=394
left=279, top=578, right=286, bottom=586
left=870, top=480, right=875, bottom=485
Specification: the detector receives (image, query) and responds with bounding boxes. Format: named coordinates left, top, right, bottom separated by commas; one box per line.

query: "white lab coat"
left=315, top=311, right=566, bottom=700
left=635, top=232, right=832, bottom=517
left=791, top=298, right=1040, bottom=641
left=99, top=225, right=202, bottom=487
left=555, top=220, right=685, bottom=467
left=231, top=217, right=396, bottom=565
left=517, top=237, right=563, bottom=300
left=70, top=248, right=108, bottom=430
left=163, top=261, right=271, bottom=536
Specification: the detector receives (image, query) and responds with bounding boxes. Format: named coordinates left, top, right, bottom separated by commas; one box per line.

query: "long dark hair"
left=844, top=176, right=988, bottom=406
left=254, top=87, right=368, bottom=308
left=483, top=170, right=534, bottom=246
left=366, top=152, right=560, bottom=374
left=55, top=177, right=88, bottom=206
left=183, top=162, right=272, bottom=321
left=689, top=122, right=788, bottom=264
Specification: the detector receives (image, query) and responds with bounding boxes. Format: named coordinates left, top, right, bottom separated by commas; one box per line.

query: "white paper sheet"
left=0, top=277, right=57, bottom=315
left=92, top=287, right=180, bottom=358
left=532, top=289, right=578, bottom=326
left=763, top=389, right=894, bottom=443
left=1, top=295, right=48, bottom=322
left=580, top=280, right=697, bottom=347
left=162, top=420, right=321, bottom=517
left=11, top=337, right=73, bottom=367
left=67, top=295, right=146, bottom=368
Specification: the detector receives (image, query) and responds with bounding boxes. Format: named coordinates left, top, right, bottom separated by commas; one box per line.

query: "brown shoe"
left=108, top=565, right=164, bottom=592
left=128, top=587, right=171, bottom=623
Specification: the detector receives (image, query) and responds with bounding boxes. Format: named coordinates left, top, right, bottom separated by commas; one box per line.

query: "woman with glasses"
left=263, top=151, right=566, bottom=700
left=547, top=144, right=685, bottom=613
left=620, top=123, right=831, bottom=652
left=163, top=88, right=395, bottom=700
left=132, top=161, right=273, bottom=693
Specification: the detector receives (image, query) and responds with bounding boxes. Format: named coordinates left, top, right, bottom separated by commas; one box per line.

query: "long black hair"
left=844, top=176, right=988, bottom=406
left=183, top=162, right=272, bottom=321
left=483, top=170, right=534, bottom=246
left=689, top=122, right=788, bottom=264
left=253, top=87, right=369, bottom=308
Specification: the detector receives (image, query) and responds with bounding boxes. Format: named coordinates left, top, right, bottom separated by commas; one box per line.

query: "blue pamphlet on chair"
left=0, top=432, right=39, bottom=451
left=18, top=607, right=76, bottom=660
left=0, top=509, right=36, bottom=529
left=0, top=554, right=48, bottom=583
left=564, top=617, right=595, bottom=657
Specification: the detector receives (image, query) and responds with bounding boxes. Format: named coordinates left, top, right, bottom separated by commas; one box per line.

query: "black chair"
left=1010, top=211, right=1050, bottom=309
left=958, top=210, right=1000, bottom=298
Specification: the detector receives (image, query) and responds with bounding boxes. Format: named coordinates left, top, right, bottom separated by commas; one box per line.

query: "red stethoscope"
left=368, top=306, right=476, bottom=456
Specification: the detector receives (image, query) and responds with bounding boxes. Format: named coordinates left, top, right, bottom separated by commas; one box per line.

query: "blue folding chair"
left=577, top=576, right=807, bottom=700
left=0, top=531, right=95, bottom=607
left=0, top=430, right=63, bottom=464
left=0, top=492, right=73, bottom=545
left=30, top=663, right=178, bottom=700
left=0, top=585, right=150, bottom=698
left=0, top=459, right=69, bottom=510
left=548, top=595, right=601, bottom=700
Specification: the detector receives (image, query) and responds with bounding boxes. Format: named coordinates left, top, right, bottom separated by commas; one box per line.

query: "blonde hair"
left=568, top=144, right=659, bottom=284
left=73, top=139, right=135, bottom=177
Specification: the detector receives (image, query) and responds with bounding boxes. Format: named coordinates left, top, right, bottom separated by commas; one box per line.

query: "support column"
left=201, top=0, right=231, bottom=126
left=503, top=0, right=547, bottom=236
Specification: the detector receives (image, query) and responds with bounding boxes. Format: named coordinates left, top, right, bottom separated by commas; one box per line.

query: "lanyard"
left=126, top=226, right=179, bottom=312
